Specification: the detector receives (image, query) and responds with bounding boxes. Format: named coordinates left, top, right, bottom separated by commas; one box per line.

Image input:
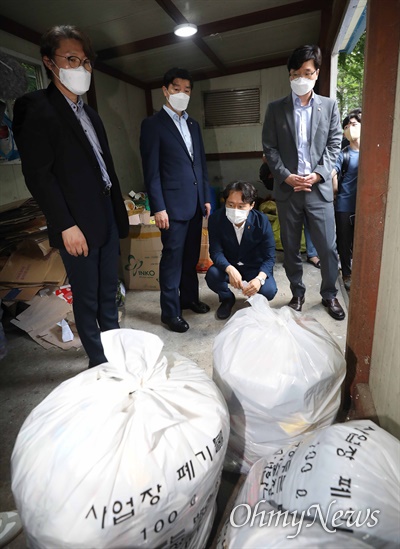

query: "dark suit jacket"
left=208, top=208, right=275, bottom=276
left=13, top=83, right=128, bottom=249
left=140, top=108, right=210, bottom=220
left=262, top=92, right=342, bottom=202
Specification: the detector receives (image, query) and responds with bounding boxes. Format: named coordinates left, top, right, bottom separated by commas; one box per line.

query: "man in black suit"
left=13, top=25, right=129, bottom=367
left=140, top=68, right=211, bottom=333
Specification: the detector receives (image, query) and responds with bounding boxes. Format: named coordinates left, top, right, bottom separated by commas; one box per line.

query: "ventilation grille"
left=203, top=88, right=260, bottom=128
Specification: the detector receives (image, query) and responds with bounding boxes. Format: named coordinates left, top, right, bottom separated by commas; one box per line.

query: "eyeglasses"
left=54, top=54, right=92, bottom=70
left=290, top=69, right=318, bottom=80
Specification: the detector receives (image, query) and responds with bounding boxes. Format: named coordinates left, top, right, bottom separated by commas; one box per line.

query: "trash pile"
left=0, top=198, right=126, bottom=350
left=124, top=190, right=151, bottom=225
left=0, top=198, right=82, bottom=349
left=0, top=198, right=66, bottom=302
left=9, top=291, right=400, bottom=547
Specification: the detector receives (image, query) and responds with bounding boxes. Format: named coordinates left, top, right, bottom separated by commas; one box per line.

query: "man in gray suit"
left=262, top=44, right=345, bottom=320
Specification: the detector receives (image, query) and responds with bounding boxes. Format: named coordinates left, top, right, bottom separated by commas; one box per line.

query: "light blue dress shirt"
left=163, top=104, right=194, bottom=160
left=292, top=90, right=314, bottom=176
left=65, top=96, right=112, bottom=190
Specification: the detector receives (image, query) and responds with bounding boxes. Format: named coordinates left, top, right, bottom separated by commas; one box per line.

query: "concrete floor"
left=0, top=252, right=348, bottom=548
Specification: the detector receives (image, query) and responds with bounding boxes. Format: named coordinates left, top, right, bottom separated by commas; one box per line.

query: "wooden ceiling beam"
left=94, top=61, right=147, bottom=89
left=191, top=36, right=227, bottom=74
left=146, top=56, right=289, bottom=90
left=154, top=0, right=189, bottom=24
left=196, top=0, right=321, bottom=36
left=0, top=15, right=41, bottom=45
left=96, top=34, right=178, bottom=61
left=154, top=0, right=227, bottom=73
left=320, top=0, right=350, bottom=53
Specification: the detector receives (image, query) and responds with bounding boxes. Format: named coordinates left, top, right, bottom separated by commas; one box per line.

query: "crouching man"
left=206, top=181, right=277, bottom=319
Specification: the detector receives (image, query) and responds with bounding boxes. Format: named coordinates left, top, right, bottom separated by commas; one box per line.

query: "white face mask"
left=290, top=77, right=316, bottom=96
left=168, top=92, right=190, bottom=112
left=344, top=124, right=361, bottom=141
left=226, top=207, right=249, bottom=226
left=53, top=64, right=91, bottom=95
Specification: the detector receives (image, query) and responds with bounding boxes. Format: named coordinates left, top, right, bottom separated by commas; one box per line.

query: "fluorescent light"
left=174, top=24, right=198, bottom=37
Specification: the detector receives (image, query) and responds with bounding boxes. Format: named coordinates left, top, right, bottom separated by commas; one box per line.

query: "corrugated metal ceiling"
left=0, top=0, right=346, bottom=88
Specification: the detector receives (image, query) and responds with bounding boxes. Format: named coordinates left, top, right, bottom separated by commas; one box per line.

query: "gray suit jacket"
left=262, top=93, right=342, bottom=202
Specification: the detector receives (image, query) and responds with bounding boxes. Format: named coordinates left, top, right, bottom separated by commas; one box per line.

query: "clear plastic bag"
left=213, top=294, right=346, bottom=473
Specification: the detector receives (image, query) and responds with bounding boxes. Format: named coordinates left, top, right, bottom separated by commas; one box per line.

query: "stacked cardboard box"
left=0, top=199, right=66, bottom=301
left=120, top=224, right=162, bottom=290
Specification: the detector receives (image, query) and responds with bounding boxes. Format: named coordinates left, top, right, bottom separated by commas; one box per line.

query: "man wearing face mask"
left=140, top=67, right=211, bottom=333
left=262, top=44, right=345, bottom=321
left=13, top=25, right=129, bottom=367
left=332, top=113, right=361, bottom=291
left=206, top=181, right=277, bottom=319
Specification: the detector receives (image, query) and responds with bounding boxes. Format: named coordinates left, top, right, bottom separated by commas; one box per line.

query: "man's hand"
left=204, top=202, right=211, bottom=219
left=285, top=173, right=321, bottom=192
left=242, top=278, right=261, bottom=297
left=155, top=210, right=169, bottom=230
left=302, top=172, right=321, bottom=186
left=62, top=225, right=88, bottom=257
left=226, top=265, right=243, bottom=290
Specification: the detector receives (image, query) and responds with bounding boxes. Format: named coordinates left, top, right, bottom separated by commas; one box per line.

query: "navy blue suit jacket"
left=140, top=108, right=210, bottom=220
left=208, top=208, right=276, bottom=275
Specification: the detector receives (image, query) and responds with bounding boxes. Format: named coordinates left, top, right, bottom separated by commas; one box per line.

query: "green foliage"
left=21, top=62, right=42, bottom=93
left=337, top=32, right=365, bottom=120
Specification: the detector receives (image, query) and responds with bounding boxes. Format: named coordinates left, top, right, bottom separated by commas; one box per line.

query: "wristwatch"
left=256, top=276, right=265, bottom=286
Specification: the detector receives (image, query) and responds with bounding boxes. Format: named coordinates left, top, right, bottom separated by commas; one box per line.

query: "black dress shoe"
left=216, top=297, right=235, bottom=320
left=161, top=315, right=189, bottom=333
left=322, top=298, right=346, bottom=320
left=181, top=301, right=210, bottom=314
left=288, top=296, right=305, bottom=312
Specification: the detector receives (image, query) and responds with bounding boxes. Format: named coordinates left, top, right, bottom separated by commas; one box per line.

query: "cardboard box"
left=0, top=248, right=66, bottom=286
left=10, top=294, right=79, bottom=350
left=0, top=286, right=43, bottom=301
left=120, top=224, right=162, bottom=290
left=128, top=210, right=151, bottom=225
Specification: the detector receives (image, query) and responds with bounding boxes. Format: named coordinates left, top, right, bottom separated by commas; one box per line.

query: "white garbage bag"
left=217, top=458, right=373, bottom=548
left=11, top=329, right=229, bottom=549
left=213, top=294, right=346, bottom=473
left=242, top=420, right=399, bottom=548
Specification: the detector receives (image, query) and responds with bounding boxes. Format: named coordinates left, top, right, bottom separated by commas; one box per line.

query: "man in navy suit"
left=13, top=25, right=129, bottom=366
left=206, top=181, right=277, bottom=319
left=140, top=68, right=211, bottom=333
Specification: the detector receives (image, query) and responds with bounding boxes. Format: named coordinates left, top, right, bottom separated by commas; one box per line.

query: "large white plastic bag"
left=11, top=329, right=229, bottom=549
left=256, top=420, right=400, bottom=548
left=213, top=294, right=346, bottom=473
left=217, top=458, right=373, bottom=548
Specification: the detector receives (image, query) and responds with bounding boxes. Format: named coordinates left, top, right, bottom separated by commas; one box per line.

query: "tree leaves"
left=337, top=32, right=365, bottom=121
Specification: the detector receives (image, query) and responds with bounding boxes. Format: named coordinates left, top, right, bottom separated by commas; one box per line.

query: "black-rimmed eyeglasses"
left=53, top=54, right=92, bottom=70
left=290, top=69, right=318, bottom=80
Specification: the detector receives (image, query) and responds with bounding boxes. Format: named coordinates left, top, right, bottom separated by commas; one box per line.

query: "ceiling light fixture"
left=174, top=23, right=198, bottom=37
